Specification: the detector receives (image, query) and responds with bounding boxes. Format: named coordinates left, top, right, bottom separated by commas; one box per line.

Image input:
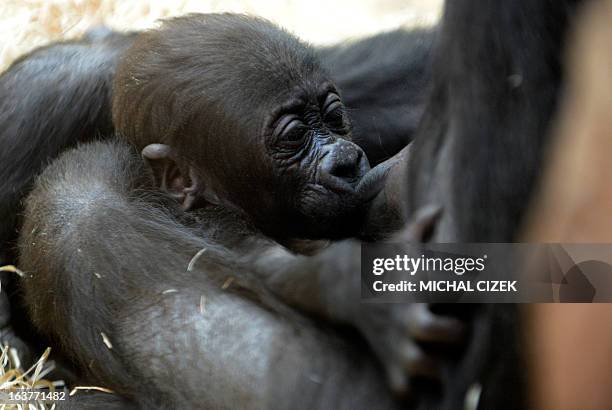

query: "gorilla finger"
left=386, top=362, right=412, bottom=397
left=355, top=154, right=399, bottom=200
left=408, top=304, right=466, bottom=343
left=399, top=342, right=441, bottom=379
left=398, top=204, right=442, bottom=242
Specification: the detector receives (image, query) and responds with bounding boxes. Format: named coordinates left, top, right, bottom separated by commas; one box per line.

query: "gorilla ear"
left=141, top=144, right=201, bottom=210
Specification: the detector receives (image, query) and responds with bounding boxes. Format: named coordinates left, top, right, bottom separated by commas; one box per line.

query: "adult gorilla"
left=368, top=0, right=585, bottom=409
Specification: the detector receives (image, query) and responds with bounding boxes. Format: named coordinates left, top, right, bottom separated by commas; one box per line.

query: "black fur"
left=407, top=0, right=581, bottom=242
left=0, top=30, right=136, bottom=265
left=400, top=1, right=584, bottom=409
left=13, top=14, right=453, bottom=409
left=318, top=28, right=434, bottom=165
left=4, top=1, right=587, bottom=407
left=19, top=139, right=403, bottom=409
left=0, top=22, right=431, bottom=263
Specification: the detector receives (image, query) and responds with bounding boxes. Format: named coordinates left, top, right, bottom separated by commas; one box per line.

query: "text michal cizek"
left=370, top=254, right=518, bottom=294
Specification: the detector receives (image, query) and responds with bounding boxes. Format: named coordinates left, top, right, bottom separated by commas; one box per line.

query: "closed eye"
left=322, top=93, right=348, bottom=133
left=322, top=93, right=342, bottom=115
left=273, top=114, right=306, bottom=144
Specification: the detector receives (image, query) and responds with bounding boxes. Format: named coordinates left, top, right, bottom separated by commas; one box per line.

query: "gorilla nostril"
left=329, top=148, right=364, bottom=180
left=320, top=141, right=370, bottom=192
left=330, top=157, right=360, bottom=180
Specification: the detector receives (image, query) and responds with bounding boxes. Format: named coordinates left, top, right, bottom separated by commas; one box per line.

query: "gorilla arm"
left=18, top=140, right=401, bottom=410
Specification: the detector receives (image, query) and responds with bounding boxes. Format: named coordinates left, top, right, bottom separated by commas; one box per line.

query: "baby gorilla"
left=113, top=13, right=371, bottom=242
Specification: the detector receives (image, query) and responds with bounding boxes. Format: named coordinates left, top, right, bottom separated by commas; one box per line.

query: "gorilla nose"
left=320, top=139, right=370, bottom=192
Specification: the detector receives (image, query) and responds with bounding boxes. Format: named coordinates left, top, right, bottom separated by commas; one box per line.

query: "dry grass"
left=0, top=346, right=62, bottom=410
left=0, top=266, right=116, bottom=407
left=0, top=0, right=442, bottom=72
left=0, top=266, right=60, bottom=408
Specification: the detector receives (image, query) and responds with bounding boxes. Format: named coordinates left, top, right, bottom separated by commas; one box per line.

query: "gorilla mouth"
left=296, top=184, right=363, bottom=238
left=317, top=172, right=362, bottom=195
left=301, top=182, right=363, bottom=215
